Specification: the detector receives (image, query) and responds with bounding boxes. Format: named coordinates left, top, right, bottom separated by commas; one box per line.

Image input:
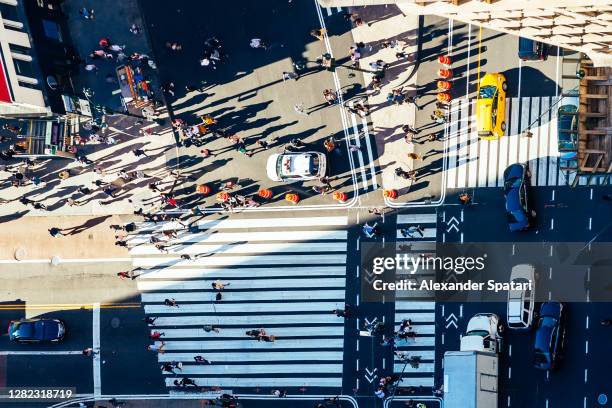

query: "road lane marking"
left=590, top=188, right=593, bottom=200
left=588, top=217, right=592, bottom=230
left=586, top=315, right=589, bottom=329
left=361, top=116, right=378, bottom=189
left=585, top=340, right=589, bottom=354
left=93, top=303, right=101, bottom=399
left=0, top=303, right=140, bottom=310
left=509, top=344, right=512, bottom=357
left=508, top=366, right=511, bottom=379
left=584, top=368, right=588, bottom=383
left=465, top=23, right=472, bottom=96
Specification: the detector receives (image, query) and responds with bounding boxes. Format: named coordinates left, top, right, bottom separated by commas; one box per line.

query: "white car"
left=460, top=313, right=503, bottom=353
left=266, top=152, right=326, bottom=182
left=507, top=264, right=535, bottom=330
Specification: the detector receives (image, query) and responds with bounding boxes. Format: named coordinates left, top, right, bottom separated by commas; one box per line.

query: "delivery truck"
left=443, top=350, right=498, bottom=408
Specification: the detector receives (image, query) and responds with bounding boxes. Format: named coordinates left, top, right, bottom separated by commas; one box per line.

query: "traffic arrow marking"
left=446, top=216, right=460, bottom=233
left=364, top=367, right=378, bottom=383
left=445, top=313, right=458, bottom=329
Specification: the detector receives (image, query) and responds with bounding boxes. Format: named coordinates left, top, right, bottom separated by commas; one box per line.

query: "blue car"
left=8, top=318, right=66, bottom=343
left=533, top=302, right=565, bottom=370
left=503, top=163, right=533, bottom=232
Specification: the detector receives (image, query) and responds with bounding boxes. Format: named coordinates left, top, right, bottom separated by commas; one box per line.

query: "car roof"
left=504, top=164, right=524, bottom=181
left=540, top=302, right=562, bottom=318
left=505, top=187, right=522, bottom=211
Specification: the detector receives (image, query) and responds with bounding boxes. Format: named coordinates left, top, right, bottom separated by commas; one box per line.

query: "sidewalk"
left=0, top=215, right=132, bottom=261
left=349, top=6, right=445, bottom=205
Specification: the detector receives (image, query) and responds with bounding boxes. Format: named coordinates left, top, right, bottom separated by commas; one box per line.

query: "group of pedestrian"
left=245, top=328, right=275, bottom=342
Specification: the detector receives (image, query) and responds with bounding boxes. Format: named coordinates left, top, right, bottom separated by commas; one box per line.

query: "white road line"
left=169, top=363, right=343, bottom=375
left=133, top=254, right=347, bottom=268
left=508, top=98, right=520, bottom=165
left=465, top=24, right=472, bottom=96
left=549, top=96, right=560, bottom=185
left=508, top=366, right=511, bottom=379
left=137, top=277, right=345, bottom=291
left=467, top=108, right=479, bottom=187
left=537, top=97, right=551, bottom=186
left=584, top=368, right=588, bottom=383
left=588, top=217, right=592, bottom=230
left=585, top=340, right=589, bottom=354
left=128, top=230, right=348, bottom=245
left=361, top=115, right=378, bottom=189
left=349, top=102, right=368, bottom=191
left=446, top=99, right=460, bottom=188
left=157, top=351, right=342, bottom=363
left=93, top=302, right=101, bottom=399
left=456, top=99, right=471, bottom=188
left=136, top=266, right=346, bottom=280
left=518, top=97, right=530, bottom=163
left=397, top=214, right=437, bottom=224
left=141, top=290, right=345, bottom=303
left=130, top=241, right=347, bottom=256
left=158, top=339, right=343, bottom=350
left=497, top=98, right=511, bottom=186
left=326, top=7, right=332, bottom=16
left=156, top=327, right=343, bottom=338
left=144, top=302, right=346, bottom=314
left=528, top=97, right=540, bottom=181
left=395, top=300, right=436, bottom=310
left=197, top=216, right=347, bottom=229
left=163, top=377, right=342, bottom=388
left=153, top=314, right=340, bottom=326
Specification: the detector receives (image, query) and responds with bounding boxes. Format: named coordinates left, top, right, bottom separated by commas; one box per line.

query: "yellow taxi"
left=476, top=73, right=507, bottom=140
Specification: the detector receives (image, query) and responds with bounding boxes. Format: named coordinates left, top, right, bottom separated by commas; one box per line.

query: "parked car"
left=460, top=313, right=503, bottom=353
left=8, top=318, right=66, bottom=343
left=503, top=163, right=534, bottom=232
left=518, top=37, right=549, bottom=61
left=533, top=302, right=566, bottom=370
left=266, top=152, right=326, bottom=182
left=557, top=95, right=579, bottom=151
left=507, top=264, right=536, bottom=330
left=477, top=73, right=507, bottom=140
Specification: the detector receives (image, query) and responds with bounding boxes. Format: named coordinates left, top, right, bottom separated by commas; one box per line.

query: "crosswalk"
left=346, top=100, right=378, bottom=192
left=393, top=213, right=438, bottom=387
left=445, top=96, right=578, bottom=189
left=128, top=216, right=349, bottom=392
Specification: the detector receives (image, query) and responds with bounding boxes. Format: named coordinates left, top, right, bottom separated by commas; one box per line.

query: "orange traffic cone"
left=438, top=55, right=451, bottom=66
left=216, top=192, right=230, bottom=202
left=258, top=189, right=273, bottom=199
left=438, top=69, right=453, bottom=79
left=196, top=184, right=211, bottom=195
left=333, top=191, right=348, bottom=203
left=437, top=80, right=451, bottom=91
left=437, top=93, right=451, bottom=103
left=383, top=189, right=398, bottom=199
left=285, top=193, right=300, bottom=204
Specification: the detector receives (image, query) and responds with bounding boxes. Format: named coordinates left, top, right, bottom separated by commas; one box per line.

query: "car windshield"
left=14, top=322, right=34, bottom=338
left=533, top=349, right=550, bottom=364
left=539, top=316, right=558, bottom=328
left=479, top=86, right=496, bottom=99
left=504, top=177, right=522, bottom=190
left=467, top=330, right=489, bottom=337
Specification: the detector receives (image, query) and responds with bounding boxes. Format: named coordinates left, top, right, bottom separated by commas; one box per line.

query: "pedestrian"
left=408, top=152, right=421, bottom=161
left=143, top=316, right=157, bottom=325
left=256, top=140, right=269, bottom=150
left=348, top=144, right=361, bottom=152
left=203, top=324, right=219, bottom=333
left=249, top=38, right=267, bottom=49
left=362, top=222, right=379, bottom=238
left=368, top=208, right=383, bottom=216
left=212, top=280, right=229, bottom=291
left=149, top=331, right=164, bottom=340
left=129, top=23, right=140, bottom=35
left=310, top=28, right=327, bottom=41
left=161, top=362, right=175, bottom=373
left=374, top=387, right=386, bottom=399
left=79, top=7, right=94, bottom=19
left=282, top=71, right=299, bottom=81
left=272, top=389, right=287, bottom=397
left=84, top=64, right=98, bottom=72
left=293, top=103, right=309, bottom=116
left=48, top=227, right=64, bottom=238
left=82, top=347, right=97, bottom=356
left=323, top=89, right=337, bottom=105
left=459, top=192, right=472, bottom=205
left=132, top=148, right=148, bottom=158
left=147, top=342, right=166, bottom=353
left=166, top=42, right=182, bottom=51
left=332, top=308, right=348, bottom=318
left=115, top=239, right=128, bottom=247
left=194, top=355, right=211, bottom=364
left=164, top=298, right=179, bottom=307
left=117, top=271, right=131, bottom=280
